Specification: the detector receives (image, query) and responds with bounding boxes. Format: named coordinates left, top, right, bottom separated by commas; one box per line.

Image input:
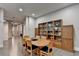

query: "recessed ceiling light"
left=32, top=13, right=35, bottom=16
left=19, top=8, right=23, bottom=11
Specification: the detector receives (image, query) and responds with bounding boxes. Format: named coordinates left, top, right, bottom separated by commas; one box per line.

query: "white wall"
left=23, top=16, right=35, bottom=37
left=0, top=8, right=4, bottom=47
left=4, top=22, right=8, bottom=40
left=35, top=4, right=79, bottom=51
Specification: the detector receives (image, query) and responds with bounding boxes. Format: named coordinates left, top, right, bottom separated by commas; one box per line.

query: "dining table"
left=32, top=39, right=50, bottom=55
left=24, top=37, right=50, bottom=55
left=32, top=39, right=50, bottom=47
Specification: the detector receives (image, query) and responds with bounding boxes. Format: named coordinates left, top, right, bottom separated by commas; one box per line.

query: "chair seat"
left=40, top=46, right=48, bottom=52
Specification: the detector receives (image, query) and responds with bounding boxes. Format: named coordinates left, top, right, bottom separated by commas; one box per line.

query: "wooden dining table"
left=24, top=37, right=50, bottom=55
left=32, top=38, right=50, bottom=55
left=24, top=37, right=50, bottom=46
left=32, top=39, right=50, bottom=47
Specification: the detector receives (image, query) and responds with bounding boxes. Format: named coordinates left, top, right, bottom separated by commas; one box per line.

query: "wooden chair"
left=22, top=38, right=27, bottom=55
left=23, top=35, right=30, bottom=39
left=40, top=41, right=53, bottom=56
left=22, top=35, right=30, bottom=55
left=22, top=35, right=30, bottom=48
left=26, top=40, right=38, bottom=56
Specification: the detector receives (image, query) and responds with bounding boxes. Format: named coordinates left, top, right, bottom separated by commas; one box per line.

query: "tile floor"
left=0, top=37, right=79, bottom=56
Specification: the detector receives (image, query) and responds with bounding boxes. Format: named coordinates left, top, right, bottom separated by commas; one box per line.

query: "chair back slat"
left=27, top=40, right=32, bottom=47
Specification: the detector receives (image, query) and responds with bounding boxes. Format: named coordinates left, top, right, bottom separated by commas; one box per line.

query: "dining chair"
left=22, top=35, right=30, bottom=48
left=22, top=38, right=27, bottom=55
left=23, top=35, right=30, bottom=39
left=22, top=35, right=30, bottom=55
left=40, top=41, right=53, bottom=56
left=22, top=35, right=31, bottom=47
left=26, top=40, right=38, bottom=56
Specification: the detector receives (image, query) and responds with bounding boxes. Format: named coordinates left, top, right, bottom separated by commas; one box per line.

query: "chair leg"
left=31, top=52, right=32, bottom=56
left=22, top=47, right=27, bottom=56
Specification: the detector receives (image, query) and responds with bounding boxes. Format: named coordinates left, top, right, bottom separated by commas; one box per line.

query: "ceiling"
left=0, top=3, right=73, bottom=23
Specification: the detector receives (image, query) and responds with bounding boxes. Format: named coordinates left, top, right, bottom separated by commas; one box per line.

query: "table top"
left=24, top=37, right=50, bottom=47
left=32, top=39, right=50, bottom=47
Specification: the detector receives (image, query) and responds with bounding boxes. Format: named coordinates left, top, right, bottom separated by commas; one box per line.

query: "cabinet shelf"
left=38, top=19, right=62, bottom=49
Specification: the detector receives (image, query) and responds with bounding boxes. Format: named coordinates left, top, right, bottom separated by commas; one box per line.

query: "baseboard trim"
left=74, top=47, right=79, bottom=51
